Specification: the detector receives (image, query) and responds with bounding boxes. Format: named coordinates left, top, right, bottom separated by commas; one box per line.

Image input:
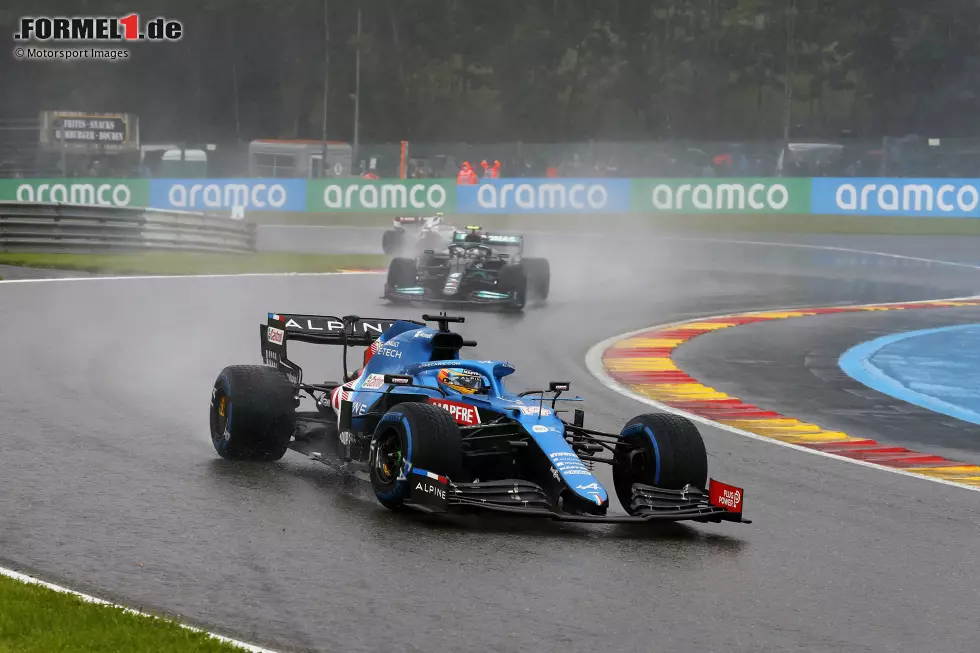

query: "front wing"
left=406, top=472, right=750, bottom=524
left=383, top=287, right=517, bottom=306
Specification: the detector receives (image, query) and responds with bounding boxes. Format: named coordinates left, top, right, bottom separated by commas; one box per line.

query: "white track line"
left=0, top=566, right=278, bottom=652
left=585, top=294, right=980, bottom=494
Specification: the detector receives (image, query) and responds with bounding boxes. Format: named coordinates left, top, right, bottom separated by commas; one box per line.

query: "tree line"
left=1, top=0, right=978, bottom=146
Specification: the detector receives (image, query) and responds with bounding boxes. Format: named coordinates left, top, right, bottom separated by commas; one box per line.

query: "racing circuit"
left=3, top=228, right=980, bottom=652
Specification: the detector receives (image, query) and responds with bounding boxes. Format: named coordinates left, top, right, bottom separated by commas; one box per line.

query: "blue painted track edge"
left=838, top=324, right=980, bottom=427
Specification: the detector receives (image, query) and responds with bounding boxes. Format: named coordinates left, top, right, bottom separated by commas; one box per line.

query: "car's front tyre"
left=522, top=257, right=551, bottom=301
left=369, top=403, right=464, bottom=510
left=612, top=413, right=708, bottom=514
left=385, top=257, right=418, bottom=299
left=498, top=263, right=527, bottom=311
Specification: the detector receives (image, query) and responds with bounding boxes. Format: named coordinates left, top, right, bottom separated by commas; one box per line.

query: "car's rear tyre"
left=382, top=229, right=405, bottom=255
left=369, top=403, right=464, bottom=510
left=612, top=413, right=708, bottom=514
left=522, top=257, right=551, bottom=301
left=386, top=257, right=418, bottom=294
left=210, top=365, right=297, bottom=462
left=498, top=263, right=527, bottom=311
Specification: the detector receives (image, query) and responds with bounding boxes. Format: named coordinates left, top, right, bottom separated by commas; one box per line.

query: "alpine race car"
left=383, top=226, right=550, bottom=310
left=208, top=311, right=750, bottom=525
left=382, top=214, right=457, bottom=255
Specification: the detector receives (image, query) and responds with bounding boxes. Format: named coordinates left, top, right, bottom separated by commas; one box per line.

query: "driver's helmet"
left=437, top=368, right=486, bottom=395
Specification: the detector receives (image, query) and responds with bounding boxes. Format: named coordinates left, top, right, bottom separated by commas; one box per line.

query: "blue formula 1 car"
left=208, top=312, right=750, bottom=525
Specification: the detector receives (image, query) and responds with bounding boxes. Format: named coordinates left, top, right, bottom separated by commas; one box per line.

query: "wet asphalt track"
left=3, top=234, right=980, bottom=652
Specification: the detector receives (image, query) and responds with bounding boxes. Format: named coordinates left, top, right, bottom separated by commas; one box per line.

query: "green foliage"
left=2, top=0, right=978, bottom=142
left=0, top=574, right=251, bottom=652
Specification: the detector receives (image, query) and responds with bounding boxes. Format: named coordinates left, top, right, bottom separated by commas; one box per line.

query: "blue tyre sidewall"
left=620, top=423, right=662, bottom=486
left=210, top=374, right=233, bottom=456
left=371, top=412, right=414, bottom=505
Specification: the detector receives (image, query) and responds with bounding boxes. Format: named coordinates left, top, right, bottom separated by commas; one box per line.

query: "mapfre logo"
left=428, top=398, right=481, bottom=426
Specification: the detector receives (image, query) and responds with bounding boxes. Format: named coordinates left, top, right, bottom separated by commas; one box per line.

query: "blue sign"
left=455, top=178, right=631, bottom=214
left=812, top=178, right=980, bottom=218
left=149, top=179, right=307, bottom=212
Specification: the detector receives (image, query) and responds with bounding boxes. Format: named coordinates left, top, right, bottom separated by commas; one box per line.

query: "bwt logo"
left=167, top=183, right=290, bottom=209
left=16, top=182, right=132, bottom=206
left=476, top=183, right=609, bottom=210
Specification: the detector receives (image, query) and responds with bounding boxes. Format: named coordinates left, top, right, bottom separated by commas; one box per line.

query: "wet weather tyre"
left=382, top=229, right=405, bottom=255
left=369, top=403, right=464, bottom=511
left=612, top=413, right=708, bottom=514
left=498, top=263, right=527, bottom=311
left=210, top=365, right=297, bottom=462
left=386, top=257, right=417, bottom=295
left=522, top=257, right=550, bottom=300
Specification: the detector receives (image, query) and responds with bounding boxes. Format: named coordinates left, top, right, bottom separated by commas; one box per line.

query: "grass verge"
left=0, top=573, right=253, bottom=652
left=0, top=252, right=388, bottom=276
left=248, top=210, right=980, bottom=235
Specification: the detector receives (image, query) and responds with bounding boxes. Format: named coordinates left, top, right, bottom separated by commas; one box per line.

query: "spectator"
left=456, top=161, right=478, bottom=184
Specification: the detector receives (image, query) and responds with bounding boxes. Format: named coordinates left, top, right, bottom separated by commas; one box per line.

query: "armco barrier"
left=0, top=202, right=256, bottom=253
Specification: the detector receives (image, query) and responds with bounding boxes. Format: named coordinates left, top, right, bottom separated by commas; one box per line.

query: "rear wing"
left=261, top=313, right=413, bottom=384
left=394, top=216, right=421, bottom=225
left=451, top=231, right=524, bottom=248
left=264, top=313, right=399, bottom=346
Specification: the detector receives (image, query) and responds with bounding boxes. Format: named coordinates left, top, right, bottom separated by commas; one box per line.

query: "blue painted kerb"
left=839, top=323, right=980, bottom=427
